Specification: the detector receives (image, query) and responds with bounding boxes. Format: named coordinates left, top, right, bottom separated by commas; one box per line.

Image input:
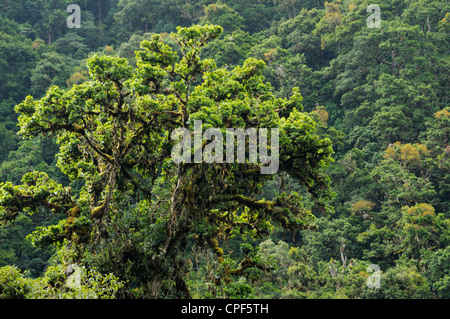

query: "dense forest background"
left=0, top=0, right=448, bottom=299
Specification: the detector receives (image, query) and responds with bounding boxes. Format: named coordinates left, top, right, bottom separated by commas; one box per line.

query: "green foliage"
left=421, top=247, right=450, bottom=298
left=28, top=264, right=123, bottom=299
left=0, top=123, right=18, bottom=163
left=0, top=266, right=32, bottom=299
left=0, top=138, right=64, bottom=184
left=202, top=29, right=258, bottom=67
left=1, top=23, right=335, bottom=299
left=398, top=203, right=449, bottom=259
left=0, top=212, right=56, bottom=277
left=223, top=278, right=253, bottom=298
left=0, top=16, right=37, bottom=104
left=200, top=2, right=245, bottom=33
left=0, top=0, right=448, bottom=300
left=366, top=264, right=432, bottom=299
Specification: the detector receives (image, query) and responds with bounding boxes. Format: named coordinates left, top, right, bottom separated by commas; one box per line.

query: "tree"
left=35, top=0, right=75, bottom=45
left=0, top=25, right=335, bottom=298
left=113, top=0, right=187, bottom=38
left=0, top=138, right=63, bottom=184
left=278, top=8, right=327, bottom=68
left=366, top=264, right=432, bottom=299
left=30, top=52, right=74, bottom=97
left=371, top=153, right=436, bottom=207
left=0, top=266, right=32, bottom=298
left=0, top=17, right=37, bottom=105
left=0, top=124, right=18, bottom=163
left=53, top=33, right=89, bottom=59
left=421, top=246, right=450, bottom=298
left=419, top=108, right=450, bottom=212
left=273, top=0, right=303, bottom=20
left=302, top=217, right=361, bottom=268
left=201, top=29, right=257, bottom=67
left=397, top=203, right=449, bottom=260
left=402, top=0, right=449, bottom=33
left=0, top=212, right=57, bottom=277
left=225, top=0, right=274, bottom=34
left=114, top=0, right=159, bottom=36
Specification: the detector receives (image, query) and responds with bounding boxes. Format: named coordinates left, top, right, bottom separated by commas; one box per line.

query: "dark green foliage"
left=0, top=0, right=448, bottom=299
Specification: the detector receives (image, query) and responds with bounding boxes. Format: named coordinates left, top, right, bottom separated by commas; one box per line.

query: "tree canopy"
left=1, top=24, right=335, bottom=298
left=0, top=0, right=448, bottom=300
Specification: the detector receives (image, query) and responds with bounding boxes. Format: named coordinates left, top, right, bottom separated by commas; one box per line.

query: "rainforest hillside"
left=0, top=0, right=448, bottom=300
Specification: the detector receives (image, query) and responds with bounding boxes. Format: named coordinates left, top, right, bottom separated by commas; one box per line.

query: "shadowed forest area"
left=0, top=0, right=448, bottom=299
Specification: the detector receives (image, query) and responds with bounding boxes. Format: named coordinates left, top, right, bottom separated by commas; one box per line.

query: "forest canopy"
left=0, top=0, right=448, bottom=300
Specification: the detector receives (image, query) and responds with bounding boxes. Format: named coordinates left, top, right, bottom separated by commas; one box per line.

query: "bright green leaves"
left=137, top=35, right=178, bottom=68
left=87, top=55, right=133, bottom=85
left=174, top=25, right=223, bottom=53
left=0, top=265, right=32, bottom=299
left=200, top=2, right=244, bottom=33
left=372, top=143, right=437, bottom=206
left=15, top=86, right=68, bottom=139
left=172, top=25, right=223, bottom=86
left=5, top=24, right=337, bottom=297
left=0, top=171, right=75, bottom=225
left=279, top=108, right=334, bottom=203
left=232, top=58, right=267, bottom=82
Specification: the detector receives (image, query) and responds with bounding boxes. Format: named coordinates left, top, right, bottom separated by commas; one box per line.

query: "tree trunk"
left=97, top=0, right=102, bottom=26
left=391, top=50, right=397, bottom=76
left=148, top=274, right=163, bottom=299
left=47, top=25, right=53, bottom=45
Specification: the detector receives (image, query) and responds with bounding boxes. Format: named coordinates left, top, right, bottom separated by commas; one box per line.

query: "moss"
left=90, top=203, right=105, bottom=219
left=64, top=216, right=76, bottom=238
left=207, top=237, right=224, bottom=263
left=68, top=206, right=81, bottom=217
